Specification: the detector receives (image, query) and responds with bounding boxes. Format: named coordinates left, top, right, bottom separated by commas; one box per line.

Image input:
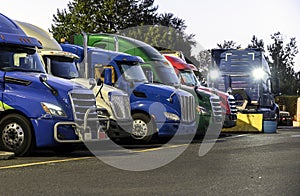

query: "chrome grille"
left=210, top=95, right=223, bottom=121
left=180, top=95, right=195, bottom=123
left=228, top=95, right=237, bottom=114
left=110, top=95, right=131, bottom=120
left=69, top=90, right=97, bottom=125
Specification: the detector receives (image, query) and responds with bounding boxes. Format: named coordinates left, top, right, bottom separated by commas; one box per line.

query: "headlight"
left=252, top=68, right=265, bottom=80
left=196, top=106, right=208, bottom=114
left=164, top=112, right=180, bottom=121
left=209, top=69, right=220, bottom=80
left=41, top=102, right=67, bottom=117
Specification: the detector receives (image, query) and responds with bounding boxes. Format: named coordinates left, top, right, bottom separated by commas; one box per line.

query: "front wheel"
left=0, top=114, right=34, bottom=156
left=131, top=113, right=156, bottom=143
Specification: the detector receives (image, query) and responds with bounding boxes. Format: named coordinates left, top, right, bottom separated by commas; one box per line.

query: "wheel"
left=0, top=114, right=34, bottom=156
left=131, top=113, right=155, bottom=143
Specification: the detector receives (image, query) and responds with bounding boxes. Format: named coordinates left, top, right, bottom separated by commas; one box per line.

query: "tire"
left=131, top=113, right=155, bottom=143
left=0, top=114, right=34, bottom=156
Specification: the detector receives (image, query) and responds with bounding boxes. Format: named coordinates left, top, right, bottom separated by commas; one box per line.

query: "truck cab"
left=163, top=54, right=237, bottom=128
left=62, top=43, right=196, bottom=142
left=15, top=21, right=132, bottom=140
left=209, top=48, right=279, bottom=132
left=0, top=13, right=103, bottom=156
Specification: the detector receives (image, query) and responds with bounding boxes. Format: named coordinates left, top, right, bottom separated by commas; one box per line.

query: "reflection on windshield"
left=120, top=63, right=147, bottom=82
left=51, top=60, right=79, bottom=79
left=179, top=70, right=199, bottom=86
left=155, top=66, right=179, bottom=86
left=0, top=46, right=45, bottom=73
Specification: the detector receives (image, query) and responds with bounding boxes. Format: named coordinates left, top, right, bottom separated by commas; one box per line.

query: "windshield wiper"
left=152, top=80, right=163, bottom=84
left=134, top=79, right=147, bottom=82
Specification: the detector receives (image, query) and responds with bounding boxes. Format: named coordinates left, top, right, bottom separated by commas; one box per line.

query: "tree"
left=50, top=0, right=160, bottom=40
left=158, top=13, right=186, bottom=32
left=267, top=32, right=299, bottom=95
left=247, top=35, right=265, bottom=51
left=195, top=49, right=211, bottom=80
left=50, top=0, right=189, bottom=42
left=217, top=40, right=241, bottom=49
left=119, top=25, right=196, bottom=59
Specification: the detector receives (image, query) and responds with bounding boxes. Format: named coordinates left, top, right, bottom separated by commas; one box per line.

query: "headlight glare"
left=252, top=68, right=265, bottom=80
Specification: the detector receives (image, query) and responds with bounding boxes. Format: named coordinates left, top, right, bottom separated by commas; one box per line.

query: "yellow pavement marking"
left=132, top=143, right=189, bottom=153
left=0, top=144, right=190, bottom=170
left=0, top=156, right=94, bottom=170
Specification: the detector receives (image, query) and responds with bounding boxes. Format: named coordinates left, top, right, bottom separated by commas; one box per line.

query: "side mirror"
left=39, top=74, right=48, bottom=83
left=88, top=78, right=97, bottom=90
left=97, top=78, right=103, bottom=86
left=104, top=68, right=112, bottom=86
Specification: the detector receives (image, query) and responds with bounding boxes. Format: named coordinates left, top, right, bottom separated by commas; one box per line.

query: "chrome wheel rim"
left=2, top=123, right=25, bottom=150
left=132, top=119, right=148, bottom=140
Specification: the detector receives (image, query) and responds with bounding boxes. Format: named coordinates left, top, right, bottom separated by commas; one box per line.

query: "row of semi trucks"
left=1, top=12, right=278, bottom=156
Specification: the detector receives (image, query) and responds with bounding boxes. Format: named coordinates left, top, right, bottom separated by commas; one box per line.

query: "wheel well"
left=131, top=110, right=151, bottom=119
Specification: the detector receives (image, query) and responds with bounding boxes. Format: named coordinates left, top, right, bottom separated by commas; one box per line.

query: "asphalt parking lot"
left=0, top=126, right=299, bottom=195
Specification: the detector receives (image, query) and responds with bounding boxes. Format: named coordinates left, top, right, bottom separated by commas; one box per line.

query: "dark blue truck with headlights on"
left=208, top=48, right=279, bottom=133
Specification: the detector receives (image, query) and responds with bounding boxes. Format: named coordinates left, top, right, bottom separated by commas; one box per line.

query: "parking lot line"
left=132, top=143, right=189, bottom=153
left=0, top=156, right=94, bottom=170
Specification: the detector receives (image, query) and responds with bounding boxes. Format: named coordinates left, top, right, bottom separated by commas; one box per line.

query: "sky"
left=0, top=0, right=299, bottom=71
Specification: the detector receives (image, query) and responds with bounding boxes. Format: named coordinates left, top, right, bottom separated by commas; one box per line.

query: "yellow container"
left=222, top=113, right=263, bottom=132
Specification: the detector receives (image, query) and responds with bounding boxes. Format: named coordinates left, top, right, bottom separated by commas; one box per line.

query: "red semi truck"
left=164, top=54, right=237, bottom=128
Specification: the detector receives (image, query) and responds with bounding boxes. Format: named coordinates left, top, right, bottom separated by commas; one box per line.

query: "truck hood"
left=5, top=72, right=87, bottom=92
left=133, top=83, right=192, bottom=100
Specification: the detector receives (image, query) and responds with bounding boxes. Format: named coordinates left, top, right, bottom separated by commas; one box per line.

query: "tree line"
left=50, top=0, right=299, bottom=95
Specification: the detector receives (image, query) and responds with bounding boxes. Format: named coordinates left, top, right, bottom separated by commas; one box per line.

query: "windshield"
left=0, top=46, right=45, bottom=73
left=118, top=62, right=148, bottom=82
left=44, top=56, right=79, bottom=79
left=155, top=65, right=180, bottom=86
left=179, top=70, right=199, bottom=86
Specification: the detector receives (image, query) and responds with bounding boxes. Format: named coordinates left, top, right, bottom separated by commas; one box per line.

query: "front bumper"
left=107, top=119, right=133, bottom=139
left=222, top=114, right=237, bottom=128
left=156, top=121, right=196, bottom=137
left=32, top=108, right=109, bottom=147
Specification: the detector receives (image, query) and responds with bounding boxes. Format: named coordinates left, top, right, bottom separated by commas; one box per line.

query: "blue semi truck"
left=0, top=13, right=104, bottom=156
left=209, top=48, right=279, bottom=132
left=61, top=43, right=196, bottom=142
left=69, top=33, right=224, bottom=136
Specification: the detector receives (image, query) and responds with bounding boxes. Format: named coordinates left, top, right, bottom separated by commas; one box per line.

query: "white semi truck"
left=15, top=21, right=133, bottom=140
